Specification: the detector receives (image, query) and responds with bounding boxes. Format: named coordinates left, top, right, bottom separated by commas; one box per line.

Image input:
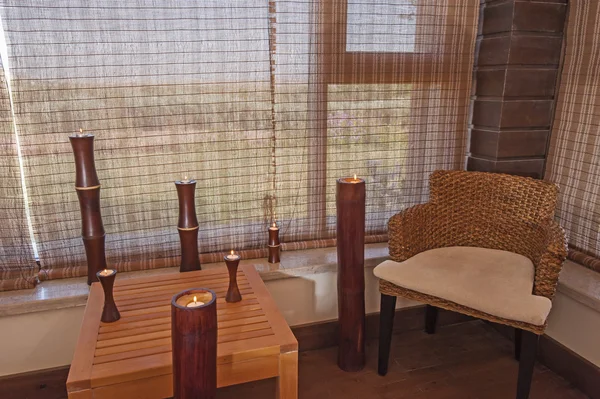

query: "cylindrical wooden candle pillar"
left=69, top=130, right=107, bottom=285
left=336, top=175, right=366, bottom=372
left=96, top=269, right=120, bottom=323
left=268, top=222, right=280, bottom=263
left=224, top=251, right=242, bottom=303
left=171, top=289, right=217, bottom=399
left=176, top=177, right=201, bottom=272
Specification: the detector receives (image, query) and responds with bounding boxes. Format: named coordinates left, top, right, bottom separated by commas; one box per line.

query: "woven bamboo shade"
left=0, top=57, right=37, bottom=291
left=0, top=0, right=479, bottom=282
left=545, top=0, right=600, bottom=269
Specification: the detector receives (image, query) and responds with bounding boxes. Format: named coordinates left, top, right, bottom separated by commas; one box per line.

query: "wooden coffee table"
left=67, top=264, right=298, bottom=399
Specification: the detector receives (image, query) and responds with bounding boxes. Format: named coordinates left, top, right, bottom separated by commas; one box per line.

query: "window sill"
left=557, top=259, right=600, bottom=312
left=4, top=245, right=593, bottom=318
left=0, top=243, right=389, bottom=317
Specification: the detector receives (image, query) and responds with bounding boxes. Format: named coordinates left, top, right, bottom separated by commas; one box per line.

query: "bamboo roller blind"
left=545, top=0, right=600, bottom=266
left=0, top=0, right=479, bottom=284
left=0, top=58, right=37, bottom=291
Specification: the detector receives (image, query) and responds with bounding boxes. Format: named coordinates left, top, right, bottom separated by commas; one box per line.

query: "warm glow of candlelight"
left=225, top=249, right=240, bottom=261
left=98, top=269, right=114, bottom=277
left=272, top=222, right=277, bottom=228
left=186, top=295, right=204, bottom=308
left=347, top=174, right=361, bottom=184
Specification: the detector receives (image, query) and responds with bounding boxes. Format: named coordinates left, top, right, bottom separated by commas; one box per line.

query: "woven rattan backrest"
left=429, top=170, right=558, bottom=223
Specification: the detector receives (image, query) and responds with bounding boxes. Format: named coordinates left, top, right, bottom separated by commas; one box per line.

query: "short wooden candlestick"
left=96, top=269, right=120, bottom=323
left=268, top=225, right=281, bottom=264
left=175, top=179, right=201, bottom=272
left=171, top=289, right=217, bottom=399
left=224, top=255, right=242, bottom=303
left=336, top=176, right=366, bottom=372
left=70, top=133, right=107, bottom=285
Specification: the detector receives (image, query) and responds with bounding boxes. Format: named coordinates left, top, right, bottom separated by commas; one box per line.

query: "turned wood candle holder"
left=171, top=288, right=217, bottom=399
left=176, top=178, right=201, bottom=272
left=96, top=269, right=120, bottom=323
left=70, top=131, right=107, bottom=285
left=224, top=251, right=242, bottom=303
left=336, top=176, right=366, bottom=372
left=268, top=222, right=281, bottom=264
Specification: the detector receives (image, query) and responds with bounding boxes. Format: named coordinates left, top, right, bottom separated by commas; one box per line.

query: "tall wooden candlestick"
left=171, top=288, right=217, bottom=399
left=336, top=176, right=366, bottom=372
left=268, top=222, right=280, bottom=263
left=176, top=178, right=201, bottom=272
left=224, top=251, right=242, bottom=303
left=96, top=269, right=120, bottom=323
left=69, top=131, right=107, bottom=285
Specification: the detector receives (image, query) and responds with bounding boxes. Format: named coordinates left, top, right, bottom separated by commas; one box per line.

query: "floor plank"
left=216, top=321, right=589, bottom=399
left=1, top=320, right=588, bottom=399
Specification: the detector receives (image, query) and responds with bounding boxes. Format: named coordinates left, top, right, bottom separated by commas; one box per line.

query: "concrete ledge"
left=3, top=246, right=594, bottom=319
left=557, top=260, right=600, bottom=313
left=0, top=243, right=389, bottom=317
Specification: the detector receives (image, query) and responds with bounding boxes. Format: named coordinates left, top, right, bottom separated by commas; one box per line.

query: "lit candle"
left=267, top=220, right=280, bottom=263
left=175, top=291, right=213, bottom=309
left=77, top=128, right=86, bottom=137
left=96, top=268, right=120, bottom=323
left=225, top=250, right=241, bottom=261
left=180, top=176, right=191, bottom=184
left=223, top=250, right=242, bottom=303
left=342, top=174, right=363, bottom=184
left=171, top=288, right=217, bottom=397
left=186, top=295, right=204, bottom=308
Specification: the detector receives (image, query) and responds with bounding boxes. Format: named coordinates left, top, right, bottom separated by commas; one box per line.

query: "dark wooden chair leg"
left=425, top=305, right=438, bottom=334
left=514, top=328, right=522, bottom=361
left=516, top=330, right=538, bottom=399
left=378, top=293, right=397, bottom=376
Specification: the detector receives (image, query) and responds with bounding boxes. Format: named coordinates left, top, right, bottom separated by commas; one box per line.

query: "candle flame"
left=183, top=176, right=188, bottom=181
left=230, top=250, right=234, bottom=255
left=193, top=296, right=197, bottom=303
left=354, top=174, right=357, bottom=180
left=272, top=222, right=276, bottom=228
left=79, top=128, right=83, bottom=134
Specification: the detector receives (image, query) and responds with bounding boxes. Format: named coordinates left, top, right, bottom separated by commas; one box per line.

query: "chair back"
left=428, top=170, right=558, bottom=223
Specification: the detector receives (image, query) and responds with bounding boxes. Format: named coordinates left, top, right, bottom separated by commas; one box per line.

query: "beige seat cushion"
left=373, top=247, right=552, bottom=326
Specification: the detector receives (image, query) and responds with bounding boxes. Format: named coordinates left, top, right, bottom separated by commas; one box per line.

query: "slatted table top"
left=66, top=264, right=298, bottom=399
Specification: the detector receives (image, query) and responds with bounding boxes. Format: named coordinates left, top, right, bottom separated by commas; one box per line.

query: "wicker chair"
left=374, top=170, right=567, bottom=399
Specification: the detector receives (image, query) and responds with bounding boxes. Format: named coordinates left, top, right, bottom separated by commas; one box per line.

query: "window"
left=545, top=0, right=600, bottom=266
left=346, top=0, right=417, bottom=53
left=0, top=0, right=479, bottom=289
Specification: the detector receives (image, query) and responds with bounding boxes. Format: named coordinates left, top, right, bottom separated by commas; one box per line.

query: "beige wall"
left=266, top=269, right=417, bottom=326
left=0, top=270, right=598, bottom=377
left=0, top=307, right=84, bottom=376
left=546, top=292, right=600, bottom=366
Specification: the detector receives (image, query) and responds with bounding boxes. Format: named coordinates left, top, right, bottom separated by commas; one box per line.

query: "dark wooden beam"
left=468, top=0, right=567, bottom=178
left=0, top=366, right=69, bottom=399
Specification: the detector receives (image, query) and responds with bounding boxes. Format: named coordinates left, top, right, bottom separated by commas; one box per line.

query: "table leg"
left=276, top=351, right=298, bottom=399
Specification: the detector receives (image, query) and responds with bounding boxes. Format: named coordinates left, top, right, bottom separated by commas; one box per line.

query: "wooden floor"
left=218, top=321, right=588, bottom=399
